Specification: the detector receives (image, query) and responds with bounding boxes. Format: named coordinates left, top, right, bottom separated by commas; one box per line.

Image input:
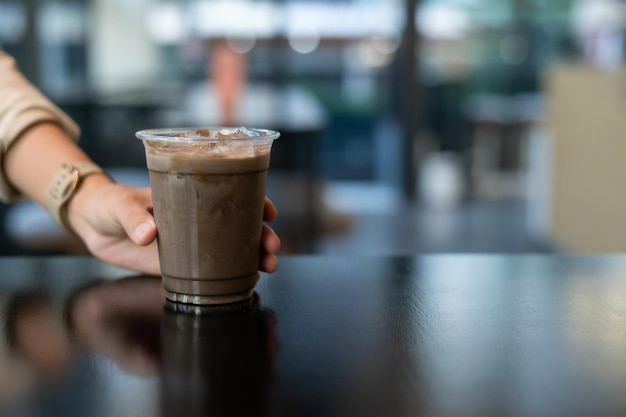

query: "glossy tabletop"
left=2, top=254, right=626, bottom=417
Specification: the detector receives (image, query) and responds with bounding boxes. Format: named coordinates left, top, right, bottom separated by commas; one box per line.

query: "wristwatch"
left=46, top=162, right=105, bottom=233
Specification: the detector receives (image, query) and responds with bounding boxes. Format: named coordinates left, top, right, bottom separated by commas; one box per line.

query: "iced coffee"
left=136, top=127, right=280, bottom=305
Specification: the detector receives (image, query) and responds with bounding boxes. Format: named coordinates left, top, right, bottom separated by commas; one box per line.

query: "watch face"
left=60, top=171, right=80, bottom=201
left=54, top=165, right=80, bottom=205
left=46, top=162, right=104, bottom=230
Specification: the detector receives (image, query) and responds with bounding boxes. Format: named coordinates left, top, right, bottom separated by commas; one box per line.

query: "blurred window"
left=0, top=2, right=26, bottom=44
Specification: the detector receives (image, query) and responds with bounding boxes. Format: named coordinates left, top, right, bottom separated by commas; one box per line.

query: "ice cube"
left=216, top=127, right=261, bottom=139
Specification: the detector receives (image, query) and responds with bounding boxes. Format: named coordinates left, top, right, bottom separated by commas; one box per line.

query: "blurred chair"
left=464, top=93, right=545, bottom=198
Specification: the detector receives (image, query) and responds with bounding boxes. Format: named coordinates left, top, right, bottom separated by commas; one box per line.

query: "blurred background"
left=1, top=0, right=625, bottom=256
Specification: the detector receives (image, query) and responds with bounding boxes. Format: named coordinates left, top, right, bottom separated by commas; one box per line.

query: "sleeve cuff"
left=0, top=106, right=81, bottom=203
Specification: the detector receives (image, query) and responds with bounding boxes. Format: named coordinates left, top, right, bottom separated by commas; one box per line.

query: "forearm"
left=3, top=122, right=94, bottom=207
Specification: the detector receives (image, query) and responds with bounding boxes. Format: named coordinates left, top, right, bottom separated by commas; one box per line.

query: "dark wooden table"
left=2, top=254, right=626, bottom=417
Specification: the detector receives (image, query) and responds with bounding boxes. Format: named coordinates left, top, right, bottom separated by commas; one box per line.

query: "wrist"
left=66, top=173, right=114, bottom=237
left=45, top=162, right=112, bottom=235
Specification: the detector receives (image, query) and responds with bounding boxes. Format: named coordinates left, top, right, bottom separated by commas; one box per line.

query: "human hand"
left=66, top=175, right=281, bottom=275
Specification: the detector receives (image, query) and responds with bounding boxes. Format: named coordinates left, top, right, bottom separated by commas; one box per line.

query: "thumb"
left=131, top=217, right=157, bottom=246
left=113, top=187, right=158, bottom=246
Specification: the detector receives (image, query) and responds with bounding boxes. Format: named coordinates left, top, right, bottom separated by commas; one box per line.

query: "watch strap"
left=46, top=162, right=105, bottom=233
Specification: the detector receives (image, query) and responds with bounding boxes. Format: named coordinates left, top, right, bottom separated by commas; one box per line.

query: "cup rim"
left=135, top=127, right=280, bottom=142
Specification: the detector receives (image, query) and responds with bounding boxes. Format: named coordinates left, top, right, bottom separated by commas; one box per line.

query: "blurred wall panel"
left=89, top=0, right=160, bottom=93
left=546, top=64, right=626, bottom=252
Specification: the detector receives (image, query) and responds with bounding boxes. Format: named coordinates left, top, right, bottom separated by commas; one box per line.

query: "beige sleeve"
left=0, top=50, right=81, bottom=203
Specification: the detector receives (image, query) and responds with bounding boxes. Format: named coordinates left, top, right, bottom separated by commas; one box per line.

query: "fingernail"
left=134, top=220, right=155, bottom=241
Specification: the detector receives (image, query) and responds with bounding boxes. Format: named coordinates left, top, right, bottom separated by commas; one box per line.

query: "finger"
left=263, top=197, right=278, bottom=222
left=261, top=224, right=281, bottom=255
left=260, top=253, right=279, bottom=273
left=113, top=188, right=158, bottom=246
left=132, top=219, right=157, bottom=246
left=259, top=225, right=280, bottom=273
left=103, top=241, right=160, bottom=276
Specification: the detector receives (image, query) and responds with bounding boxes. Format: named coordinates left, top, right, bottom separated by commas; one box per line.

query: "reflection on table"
left=2, top=254, right=626, bottom=416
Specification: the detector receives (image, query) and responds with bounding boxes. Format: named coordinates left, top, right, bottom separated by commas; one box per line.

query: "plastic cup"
left=136, top=127, right=280, bottom=305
